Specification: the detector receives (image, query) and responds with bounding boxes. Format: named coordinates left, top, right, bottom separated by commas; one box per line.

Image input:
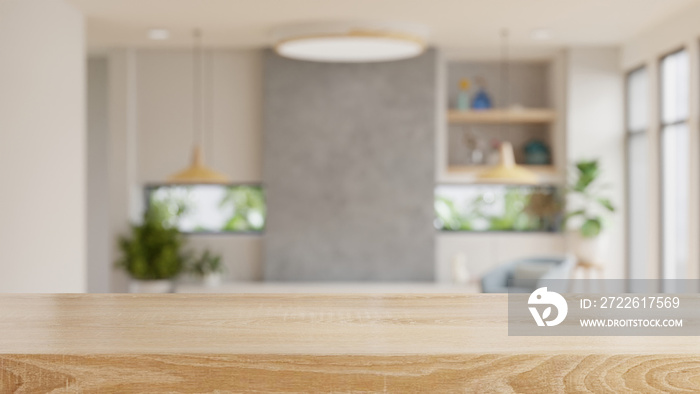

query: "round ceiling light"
left=272, top=22, right=429, bottom=63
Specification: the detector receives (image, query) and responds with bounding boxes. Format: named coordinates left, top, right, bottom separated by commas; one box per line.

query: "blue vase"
left=472, top=89, right=492, bottom=110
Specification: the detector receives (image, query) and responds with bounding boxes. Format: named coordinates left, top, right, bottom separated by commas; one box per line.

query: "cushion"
left=510, top=261, right=558, bottom=289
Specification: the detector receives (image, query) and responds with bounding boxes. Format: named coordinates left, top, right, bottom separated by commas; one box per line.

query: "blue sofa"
left=480, top=255, right=575, bottom=293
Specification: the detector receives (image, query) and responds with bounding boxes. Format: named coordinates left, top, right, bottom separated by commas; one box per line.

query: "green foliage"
left=189, top=250, right=224, bottom=277
left=148, top=185, right=265, bottom=233
left=435, top=195, right=476, bottom=230
left=573, top=160, right=600, bottom=192
left=486, top=189, right=537, bottom=231
left=115, top=210, right=188, bottom=280
left=580, top=218, right=602, bottom=238
left=220, top=186, right=266, bottom=232
left=435, top=187, right=561, bottom=232
left=566, top=160, right=615, bottom=238
left=148, top=187, right=192, bottom=228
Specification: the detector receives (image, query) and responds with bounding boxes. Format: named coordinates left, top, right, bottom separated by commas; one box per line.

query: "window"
left=434, top=185, right=563, bottom=232
left=626, top=67, right=649, bottom=279
left=660, top=49, right=689, bottom=279
left=146, top=184, right=265, bottom=233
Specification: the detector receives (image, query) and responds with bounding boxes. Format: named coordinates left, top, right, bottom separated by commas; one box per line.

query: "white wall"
left=565, top=48, right=626, bottom=279
left=136, top=49, right=264, bottom=282
left=0, top=0, right=86, bottom=292
left=95, top=49, right=264, bottom=291
left=137, top=50, right=262, bottom=184
left=622, top=1, right=700, bottom=70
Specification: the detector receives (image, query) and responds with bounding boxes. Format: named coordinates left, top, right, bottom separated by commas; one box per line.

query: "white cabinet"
left=435, top=232, right=566, bottom=283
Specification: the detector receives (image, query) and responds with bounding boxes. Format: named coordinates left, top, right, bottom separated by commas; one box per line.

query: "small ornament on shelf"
left=524, top=139, right=551, bottom=165
left=456, top=78, right=471, bottom=111
left=472, top=77, right=493, bottom=110
left=486, top=139, right=502, bottom=165
left=472, top=138, right=487, bottom=165
left=462, top=129, right=479, bottom=165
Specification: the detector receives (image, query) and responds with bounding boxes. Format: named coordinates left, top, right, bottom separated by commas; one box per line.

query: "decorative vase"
left=472, top=88, right=492, bottom=109
left=568, top=230, right=604, bottom=264
left=202, top=273, right=222, bottom=288
left=524, top=139, right=551, bottom=165
left=456, top=78, right=471, bottom=111
left=128, top=279, right=174, bottom=293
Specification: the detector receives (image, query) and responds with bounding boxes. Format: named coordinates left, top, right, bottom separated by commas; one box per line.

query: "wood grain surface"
left=2, top=354, right=700, bottom=393
left=1, top=293, right=699, bottom=355
left=0, top=294, right=699, bottom=392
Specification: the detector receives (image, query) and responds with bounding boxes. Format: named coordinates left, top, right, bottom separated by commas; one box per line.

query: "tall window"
left=660, top=49, right=689, bottom=279
left=626, top=67, right=649, bottom=279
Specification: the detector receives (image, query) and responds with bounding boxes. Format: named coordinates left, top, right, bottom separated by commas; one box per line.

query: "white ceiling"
left=70, top=0, right=699, bottom=59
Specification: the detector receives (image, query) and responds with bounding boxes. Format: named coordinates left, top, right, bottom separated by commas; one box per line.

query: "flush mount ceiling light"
left=272, top=22, right=429, bottom=63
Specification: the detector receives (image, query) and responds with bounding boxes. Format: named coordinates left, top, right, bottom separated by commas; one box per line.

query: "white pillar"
left=565, top=48, right=626, bottom=279
left=0, top=0, right=86, bottom=292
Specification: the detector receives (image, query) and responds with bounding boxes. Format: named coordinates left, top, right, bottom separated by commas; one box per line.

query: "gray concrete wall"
left=263, top=49, right=438, bottom=281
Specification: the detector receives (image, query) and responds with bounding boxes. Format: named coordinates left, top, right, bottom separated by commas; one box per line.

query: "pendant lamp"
left=167, top=29, right=230, bottom=184
left=478, top=142, right=537, bottom=184
left=477, top=29, right=537, bottom=185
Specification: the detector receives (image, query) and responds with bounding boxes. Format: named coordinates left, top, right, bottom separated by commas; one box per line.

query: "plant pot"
left=568, top=230, right=605, bottom=263
left=202, top=273, right=222, bottom=288
left=129, top=279, right=174, bottom=293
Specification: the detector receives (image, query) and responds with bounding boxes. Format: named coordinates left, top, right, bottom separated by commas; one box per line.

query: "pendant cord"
left=500, top=28, right=509, bottom=136
left=192, top=28, right=203, bottom=148
left=208, top=50, right=215, bottom=165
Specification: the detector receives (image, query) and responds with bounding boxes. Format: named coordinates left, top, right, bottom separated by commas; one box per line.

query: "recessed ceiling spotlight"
left=148, top=28, right=170, bottom=41
left=530, top=28, right=552, bottom=41
left=272, top=22, right=429, bottom=63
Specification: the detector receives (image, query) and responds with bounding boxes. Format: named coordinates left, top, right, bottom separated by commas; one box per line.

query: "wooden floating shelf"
left=448, top=109, right=556, bottom=124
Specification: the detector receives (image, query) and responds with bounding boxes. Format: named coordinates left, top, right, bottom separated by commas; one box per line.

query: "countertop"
left=0, top=294, right=698, bottom=392
left=175, top=281, right=481, bottom=293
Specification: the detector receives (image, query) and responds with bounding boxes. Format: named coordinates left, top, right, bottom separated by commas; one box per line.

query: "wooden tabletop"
left=1, top=294, right=699, bottom=392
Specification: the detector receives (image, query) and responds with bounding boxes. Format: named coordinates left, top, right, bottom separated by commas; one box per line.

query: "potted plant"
left=189, top=250, right=225, bottom=287
left=565, top=160, right=615, bottom=263
left=115, top=210, right=188, bottom=293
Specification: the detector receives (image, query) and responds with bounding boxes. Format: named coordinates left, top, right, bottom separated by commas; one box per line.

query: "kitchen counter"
left=0, top=294, right=698, bottom=392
